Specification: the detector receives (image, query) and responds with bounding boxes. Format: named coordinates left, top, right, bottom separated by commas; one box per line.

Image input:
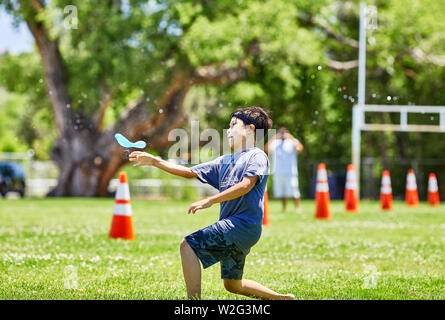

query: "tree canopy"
left=0, top=0, right=444, bottom=196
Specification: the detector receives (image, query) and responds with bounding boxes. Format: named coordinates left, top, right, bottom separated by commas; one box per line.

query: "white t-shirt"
left=269, top=138, right=298, bottom=176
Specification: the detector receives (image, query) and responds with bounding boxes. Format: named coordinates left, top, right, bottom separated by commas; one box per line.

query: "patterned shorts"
left=184, top=223, right=247, bottom=280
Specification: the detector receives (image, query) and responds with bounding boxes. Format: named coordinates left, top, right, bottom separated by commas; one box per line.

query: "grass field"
left=0, top=198, right=444, bottom=300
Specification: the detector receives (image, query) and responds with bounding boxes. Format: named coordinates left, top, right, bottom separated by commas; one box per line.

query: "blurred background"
left=1, top=0, right=444, bottom=201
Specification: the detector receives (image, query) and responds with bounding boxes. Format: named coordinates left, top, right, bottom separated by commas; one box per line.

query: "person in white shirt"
left=265, top=127, right=304, bottom=212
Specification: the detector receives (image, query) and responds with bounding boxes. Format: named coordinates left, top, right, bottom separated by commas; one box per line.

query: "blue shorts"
left=184, top=223, right=248, bottom=280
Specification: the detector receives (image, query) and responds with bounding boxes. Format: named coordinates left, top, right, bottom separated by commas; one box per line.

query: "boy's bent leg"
left=180, top=239, right=201, bottom=299
left=224, top=279, right=295, bottom=300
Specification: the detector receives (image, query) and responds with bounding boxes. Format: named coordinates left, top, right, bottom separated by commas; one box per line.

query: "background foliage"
left=1, top=0, right=444, bottom=197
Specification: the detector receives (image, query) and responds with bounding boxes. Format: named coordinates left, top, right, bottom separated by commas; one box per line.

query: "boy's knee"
left=180, top=238, right=190, bottom=253
left=224, top=279, right=242, bottom=294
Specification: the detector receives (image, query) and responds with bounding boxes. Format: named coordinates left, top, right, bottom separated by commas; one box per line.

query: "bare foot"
left=279, top=293, right=295, bottom=300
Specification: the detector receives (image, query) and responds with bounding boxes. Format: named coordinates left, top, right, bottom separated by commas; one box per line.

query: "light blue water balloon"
left=114, top=133, right=146, bottom=149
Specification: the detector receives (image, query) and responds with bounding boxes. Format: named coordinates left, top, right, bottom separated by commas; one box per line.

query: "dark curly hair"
left=230, top=106, right=273, bottom=135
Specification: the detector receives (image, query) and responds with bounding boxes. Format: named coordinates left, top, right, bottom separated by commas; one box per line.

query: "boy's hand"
left=188, top=198, right=212, bottom=214
left=129, top=151, right=157, bottom=167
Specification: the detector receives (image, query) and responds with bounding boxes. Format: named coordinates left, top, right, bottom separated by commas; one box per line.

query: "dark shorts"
left=184, top=223, right=248, bottom=280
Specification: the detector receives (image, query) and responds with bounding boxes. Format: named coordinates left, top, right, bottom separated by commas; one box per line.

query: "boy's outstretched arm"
left=188, top=175, right=258, bottom=214
left=129, top=151, right=197, bottom=179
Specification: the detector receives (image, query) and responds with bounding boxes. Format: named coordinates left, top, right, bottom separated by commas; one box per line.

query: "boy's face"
left=227, top=117, right=254, bottom=149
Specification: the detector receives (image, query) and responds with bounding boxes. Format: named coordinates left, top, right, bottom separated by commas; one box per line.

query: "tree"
left=1, top=0, right=444, bottom=197
left=0, top=0, right=251, bottom=196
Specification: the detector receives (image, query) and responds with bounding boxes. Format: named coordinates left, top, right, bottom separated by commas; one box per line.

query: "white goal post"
left=353, top=3, right=445, bottom=197
left=352, top=104, right=445, bottom=197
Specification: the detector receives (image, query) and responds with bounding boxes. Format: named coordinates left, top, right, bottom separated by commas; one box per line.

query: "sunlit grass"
left=0, top=198, right=444, bottom=299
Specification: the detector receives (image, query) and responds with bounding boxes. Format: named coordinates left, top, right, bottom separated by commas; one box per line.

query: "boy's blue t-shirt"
left=190, top=147, right=269, bottom=253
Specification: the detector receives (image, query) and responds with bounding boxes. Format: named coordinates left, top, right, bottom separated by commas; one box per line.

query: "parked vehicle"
left=0, top=162, right=26, bottom=198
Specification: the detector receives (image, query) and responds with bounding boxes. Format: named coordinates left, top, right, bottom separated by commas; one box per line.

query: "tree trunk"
left=20, top=1, right=246, bottom=197
left=48, top=82, right=188, bottom=197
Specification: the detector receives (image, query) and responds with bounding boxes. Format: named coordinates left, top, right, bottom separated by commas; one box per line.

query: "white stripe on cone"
left=381, top=176, right=392, bottom=194
left=114, top=181, right=132, bottom=216
left=116, top=182, right=131, bottom=200
left=428, top=176, right=438, bottom=192
left=345, top=170, right=357, bottom=189
left=317, top=170, right=328, bottom=181
left=316, top=183, right=329, bottom=192
left=345, top=181, right=357, bottom=190
left=113, top=203, right=132, bottom=216
left=406, top=173, right=417, bottom=191
left=316, top=169, right=329, bottom=193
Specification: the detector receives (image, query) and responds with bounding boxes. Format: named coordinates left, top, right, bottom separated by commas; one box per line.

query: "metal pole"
left=353, top=2, right=367, bottom=198
left=352, top=105, right=362, bottom=198
left=358, top=2, right=367, bottom=106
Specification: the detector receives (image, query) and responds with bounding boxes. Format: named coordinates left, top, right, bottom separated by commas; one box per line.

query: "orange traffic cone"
left=263, top=187, right=269, bottom=226
left=380, top=170, right=393, bottom=211
left=315, top=163, right=331, bottom=220
left=344, top=164, right=359, bottom=212
left=109, top=172, right=135, bottom=240
left=405, top=169, right=419, bottom=207
left=427, top=173, right=440, bottom=206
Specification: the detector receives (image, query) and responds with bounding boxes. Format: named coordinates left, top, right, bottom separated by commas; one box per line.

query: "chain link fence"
left=290, top=157, right=445, bottom=201
left=2, top=152, right=444, bottom=201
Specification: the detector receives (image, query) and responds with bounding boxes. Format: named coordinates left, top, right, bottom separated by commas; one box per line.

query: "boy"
left=129, top=106, right=294, bottom=300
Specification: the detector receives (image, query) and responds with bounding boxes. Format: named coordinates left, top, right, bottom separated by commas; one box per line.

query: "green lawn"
left=0, top=198, right=444, bottom=300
